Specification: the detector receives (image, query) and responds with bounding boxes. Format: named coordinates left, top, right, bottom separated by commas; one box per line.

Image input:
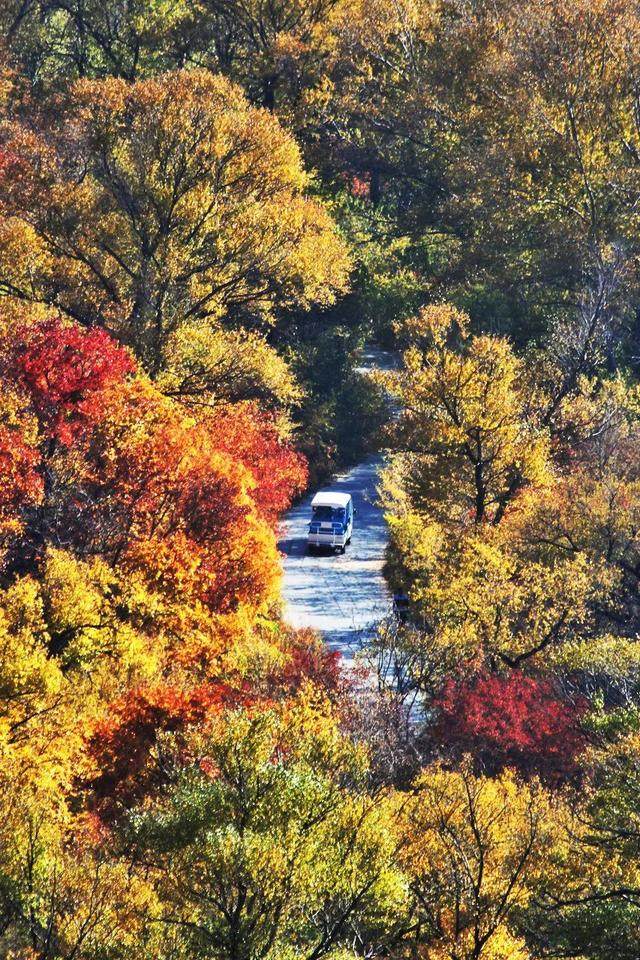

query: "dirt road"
left=279, top=348, right=395, bottom=661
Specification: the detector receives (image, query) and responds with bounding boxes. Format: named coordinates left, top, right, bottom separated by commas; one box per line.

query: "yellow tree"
left=0, top=557, right=163, bottom=958
left=381, top=305, right=619, bottom=678
left=389, top=514, right=610, bottom=673
left=400, top=763, right=568, bottom=960
left=0, top=69, right=350, bottom=374
left=158, top=324, right=301, bottom=410
left=385, top=305, right=550, bottom=526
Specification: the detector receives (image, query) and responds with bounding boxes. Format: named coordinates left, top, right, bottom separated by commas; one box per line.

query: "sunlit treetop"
left=0, top=69, right=351, bottom=373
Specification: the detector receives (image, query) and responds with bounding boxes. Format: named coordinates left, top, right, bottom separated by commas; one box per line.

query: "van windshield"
left=313, top=506, right=346, bottom=521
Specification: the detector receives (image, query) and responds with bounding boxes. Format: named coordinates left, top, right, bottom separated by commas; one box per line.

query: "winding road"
left=278, top=349, right=394, bottom=661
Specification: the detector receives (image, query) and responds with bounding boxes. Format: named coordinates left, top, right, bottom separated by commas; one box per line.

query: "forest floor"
left=278, top=348, right=394, bottom=662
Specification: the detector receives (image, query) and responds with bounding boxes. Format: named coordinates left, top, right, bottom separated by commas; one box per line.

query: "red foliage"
left=0, top=147, right=18, bottom=176
left=206, top=403, right=308, bottom=525
left=351, top=175, right=371, bottom=199
left=434, top=672, right=587, bottom=779
left=0, top=425, right=42, bottom=517
left=0, top=147, right=30, bottom=187
left=18, top=318, right=135, bottom=442
left=340, top=170, right=371, bottom=200
left=0, top=315, right=288, bottom=610
left=86, top=682, right=255, bottom=821
left=269, top=629, right=343, bottom=695
left=0, top=313, right=301, bottom=614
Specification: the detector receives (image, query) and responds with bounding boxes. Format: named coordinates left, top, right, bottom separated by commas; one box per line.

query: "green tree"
left=125, top=697, right=406, bottom=959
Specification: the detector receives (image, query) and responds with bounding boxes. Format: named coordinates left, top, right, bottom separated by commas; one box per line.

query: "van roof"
left=311, top=491, right=352, bottom=509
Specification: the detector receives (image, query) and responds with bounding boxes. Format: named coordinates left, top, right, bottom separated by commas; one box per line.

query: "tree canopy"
left=3, top=2, right=640, bottom=959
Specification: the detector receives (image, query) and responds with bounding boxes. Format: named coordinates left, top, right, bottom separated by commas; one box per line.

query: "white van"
left=307, top=492, right=354, bottom=553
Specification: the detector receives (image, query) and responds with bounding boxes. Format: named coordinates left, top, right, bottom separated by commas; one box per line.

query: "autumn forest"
left=1, top=1, right=640, bottom=958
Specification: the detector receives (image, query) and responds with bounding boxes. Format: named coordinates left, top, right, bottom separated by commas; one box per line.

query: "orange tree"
left=0, top=298, right=309, bottom=639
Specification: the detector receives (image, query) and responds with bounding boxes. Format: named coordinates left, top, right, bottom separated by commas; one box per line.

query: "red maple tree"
left=17, top=317, right=135, bottom=443
left=434, top=672, right=587, bottom=780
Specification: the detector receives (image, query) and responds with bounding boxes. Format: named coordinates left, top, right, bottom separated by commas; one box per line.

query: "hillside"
left=2, top=3, right=640, bottom=959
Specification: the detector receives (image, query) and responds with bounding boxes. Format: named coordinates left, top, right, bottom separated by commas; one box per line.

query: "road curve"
left=278, top=455, right=391, bottom=660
